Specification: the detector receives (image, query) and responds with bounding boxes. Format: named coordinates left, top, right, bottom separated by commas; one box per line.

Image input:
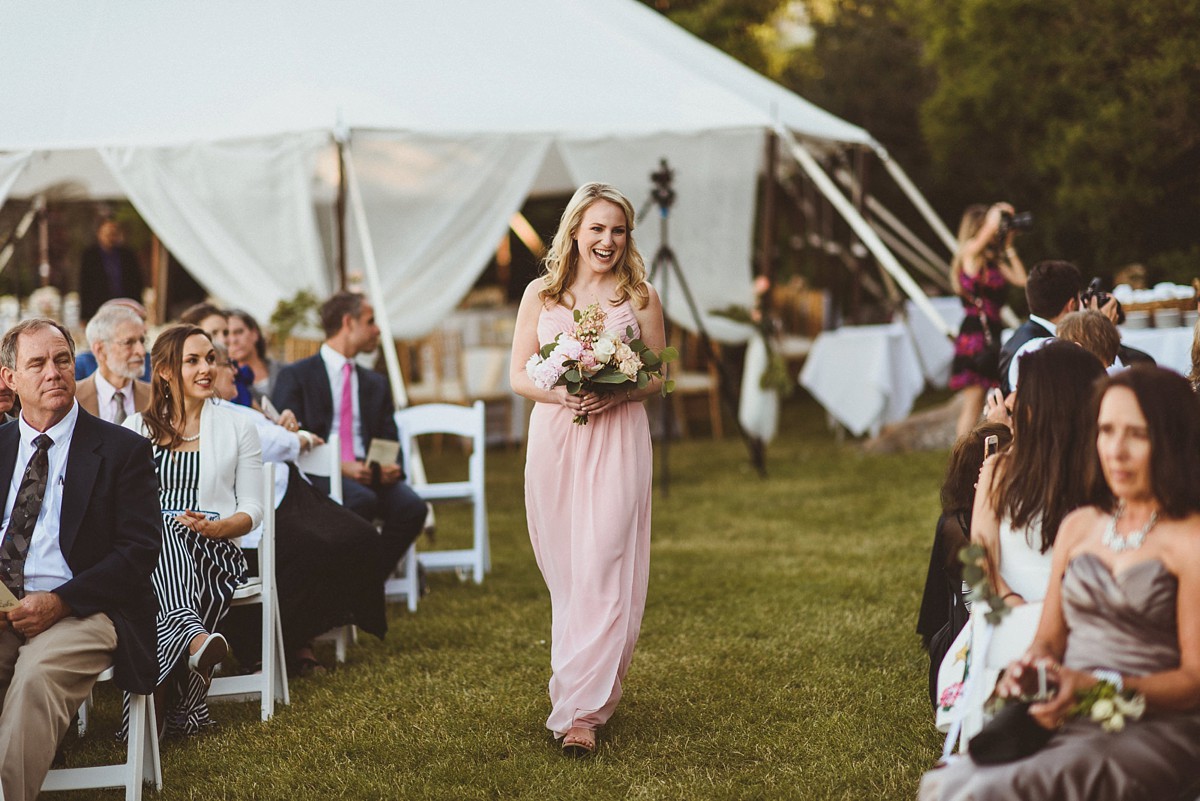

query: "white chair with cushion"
left=41, top=668, right=161, bottom=801
left=207, top=463, right=289, bottom=721
left=298, top=435, right=357, bottom=662
left=393, top=401, right=490, bottom=585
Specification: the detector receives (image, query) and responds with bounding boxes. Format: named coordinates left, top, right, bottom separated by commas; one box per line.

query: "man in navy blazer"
left=0, top=319, right=160, bottom=801
left=272, top=292, right=426, bottom=581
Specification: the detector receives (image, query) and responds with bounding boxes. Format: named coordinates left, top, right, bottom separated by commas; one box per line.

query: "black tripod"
left=643, top=159, right=768, bottom=494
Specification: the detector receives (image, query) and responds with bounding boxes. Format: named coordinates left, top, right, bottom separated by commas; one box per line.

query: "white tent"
left=0, top=0, right=952, bottom=396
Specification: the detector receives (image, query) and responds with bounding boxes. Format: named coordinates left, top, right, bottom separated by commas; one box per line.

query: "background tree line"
left=642, top=0, right=1200, bottom=287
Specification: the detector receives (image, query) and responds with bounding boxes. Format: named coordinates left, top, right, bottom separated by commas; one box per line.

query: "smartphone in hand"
left=1018, top=663, right=1057, bottom=702
left=984, top=434, right=999, bottom=458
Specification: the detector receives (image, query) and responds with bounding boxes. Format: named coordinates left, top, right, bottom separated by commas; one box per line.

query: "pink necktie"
left=339, top=361, right=355, bottom=462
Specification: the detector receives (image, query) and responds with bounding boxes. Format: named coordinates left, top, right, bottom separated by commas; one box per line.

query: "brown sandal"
left=562, top=726, right=596, bottom=757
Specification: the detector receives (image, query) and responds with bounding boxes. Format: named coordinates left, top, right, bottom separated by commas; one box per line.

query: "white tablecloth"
left=799, top=322, right=928, bottom=437
left=1118, top=326, right=1192, bottom=376
left=904, top=297, right=965, bottom=388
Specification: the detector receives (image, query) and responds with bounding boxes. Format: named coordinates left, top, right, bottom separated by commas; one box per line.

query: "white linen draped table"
left=799, top=322, right=927, bottom=437
left=1117, top=326, right=1192, bottom=376
left=904, top=297, right=965, bottom=388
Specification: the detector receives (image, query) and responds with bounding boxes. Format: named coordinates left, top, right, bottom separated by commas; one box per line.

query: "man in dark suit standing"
left=272, top=292, right=426, bottom=581
left=79, top=218, right=144, bottom=322
left=0, top=319, right=160, bottom=801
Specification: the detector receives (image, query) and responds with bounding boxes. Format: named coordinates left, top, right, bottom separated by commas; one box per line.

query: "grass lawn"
left=59, top=393, right=946, bottom=800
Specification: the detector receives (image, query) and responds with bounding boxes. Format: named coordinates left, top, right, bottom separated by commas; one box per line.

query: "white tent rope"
left=875, top=150, right=958, bottom=254
left=778, top=128, right=955, bottom=339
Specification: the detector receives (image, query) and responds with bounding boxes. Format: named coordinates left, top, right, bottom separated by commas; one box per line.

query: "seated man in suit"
left=0, top=318, right=160, bottom=801
left=998, top=260, right=1086, bottom=395
left=75, top=303, right=151, bottom=424
left=272, top=292, right=426, bottom=581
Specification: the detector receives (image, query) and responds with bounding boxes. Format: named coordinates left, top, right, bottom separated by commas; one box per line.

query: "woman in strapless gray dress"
left=921, top=366, right=1200, bottom=801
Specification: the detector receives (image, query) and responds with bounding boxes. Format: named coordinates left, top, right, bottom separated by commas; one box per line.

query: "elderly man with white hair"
left=75, top=304, right=150, bottom=424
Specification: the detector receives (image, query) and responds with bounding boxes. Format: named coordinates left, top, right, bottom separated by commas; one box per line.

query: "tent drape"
left=345, top=133, right=552, bottom=339
left=98, top=132, right=331, bottom=322
left=558, top=129, right=763, bottom=343
left=0, top=152, right=30, bottom=211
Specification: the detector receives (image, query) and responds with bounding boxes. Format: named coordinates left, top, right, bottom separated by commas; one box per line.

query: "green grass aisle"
left=59, top=395, right=946, bottom=800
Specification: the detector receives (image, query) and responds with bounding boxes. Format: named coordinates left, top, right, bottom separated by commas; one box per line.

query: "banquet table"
left=799, top=322, right=928, bottom=437
left=1117, top=325, right=1192, bottom=375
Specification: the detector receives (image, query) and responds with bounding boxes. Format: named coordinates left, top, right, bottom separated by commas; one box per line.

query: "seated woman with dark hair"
left=972, top=341, right=1107, bottom=607
left=922, top=366, right=1200, bottom=800
left=919, top=422, right=1013, bottom=708
left=123, top=324, right=262, bottom=737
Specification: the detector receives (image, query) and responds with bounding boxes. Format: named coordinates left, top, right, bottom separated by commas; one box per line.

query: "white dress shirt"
left=1008, top=315, right=1057, bottom=392
left=320, top=343, right=364, bottom=460
left=93, top=369, right=136, bottom=424
left=1, top=401, right=80, bottom=593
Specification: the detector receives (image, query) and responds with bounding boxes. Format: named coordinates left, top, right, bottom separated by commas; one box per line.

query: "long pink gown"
left=525, top=300, right=654, bottom=737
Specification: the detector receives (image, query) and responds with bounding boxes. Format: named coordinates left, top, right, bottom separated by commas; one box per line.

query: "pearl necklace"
left=1101, top=501, right=1158, bottom=553
left=180, top=432, right=200, bottom=443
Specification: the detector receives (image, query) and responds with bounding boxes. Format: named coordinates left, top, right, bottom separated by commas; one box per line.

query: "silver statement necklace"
left=1101, top=501, right=1158, bottom=553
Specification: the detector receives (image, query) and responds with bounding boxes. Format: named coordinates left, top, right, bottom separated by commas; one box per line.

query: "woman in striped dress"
left=124, top=324, right=263, bottom=737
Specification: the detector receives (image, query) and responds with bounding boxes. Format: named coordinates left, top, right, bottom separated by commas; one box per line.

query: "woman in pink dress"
left=509, top=183, right=666, bottom=757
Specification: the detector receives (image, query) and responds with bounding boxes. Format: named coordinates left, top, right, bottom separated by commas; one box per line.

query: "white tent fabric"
left=0, top=153, right=31, bottom=209
left=0, top=0, right=913, bottom=349
left=345, top=133, right=551, bottom=339
left=98, top=133, right=332, bottom=322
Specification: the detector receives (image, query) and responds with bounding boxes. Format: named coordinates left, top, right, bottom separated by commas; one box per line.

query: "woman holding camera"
left=922, top=366, right=1200, bottom=800
left=949, top=203, right=1027, bottom=437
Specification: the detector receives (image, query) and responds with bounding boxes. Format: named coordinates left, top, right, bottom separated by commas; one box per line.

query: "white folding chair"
left=208, top=463, right=289, bottom=720
left=393, top=401, right=490, bottom=584
left=298, top=435, right=357, bottom=662
left=41, top=668, right=162, bottom=801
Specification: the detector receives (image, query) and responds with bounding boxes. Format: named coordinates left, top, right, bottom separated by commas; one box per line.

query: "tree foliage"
left=911, top=0, right=1200, bottom=278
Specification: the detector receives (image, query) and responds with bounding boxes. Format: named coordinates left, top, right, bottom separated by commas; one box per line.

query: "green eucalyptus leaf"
left=637, top=372, right=650, bottom=390
left=660, top=347, right=679, bottom=363
left=564, top=369, right=581, bottom=383
left=662, top=378, right=676, bottom=395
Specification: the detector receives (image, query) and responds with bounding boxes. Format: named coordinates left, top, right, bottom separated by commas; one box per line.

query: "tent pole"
left=757, top=131, right=777, bottom=286
left=779, top=128, right=953, bottom=339
left=335, top=138, right=348, bottom=291
left=876, top=149, right=956, bottom=255
left=342, top=146, right=410, bottom=409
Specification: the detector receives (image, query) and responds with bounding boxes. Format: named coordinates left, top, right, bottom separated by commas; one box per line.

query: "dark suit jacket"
left=1118, top=344, right=1156, bottom=368
left=79, top=245, right=144, bottom=321
left=75, top=375, right=151, bottom=418
left=272, top=353, right=400, bottom=462
left=998, top=319, right=1052, bottom=395
left=0, top=410, right=161, bottom=693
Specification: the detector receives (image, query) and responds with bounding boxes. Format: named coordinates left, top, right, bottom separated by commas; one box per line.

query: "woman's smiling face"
left=574, top=200, right=627, bottom=276
left=176, top=333, right=216, bottom=403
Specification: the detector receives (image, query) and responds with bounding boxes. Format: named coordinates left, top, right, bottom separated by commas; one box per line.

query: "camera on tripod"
left=650, top=159, right=675, bottom=212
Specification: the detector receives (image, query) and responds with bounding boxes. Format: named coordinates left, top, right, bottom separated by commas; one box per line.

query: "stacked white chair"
left=393, top=401, right=490, bottom=587
left=208, top=463, right=289, bottom=720
left=299, top=435, right=357, bottom=662
left=40, top=667, right=162, bottom=801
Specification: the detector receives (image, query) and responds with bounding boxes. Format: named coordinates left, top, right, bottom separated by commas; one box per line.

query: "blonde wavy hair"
left=539, top=183, right=649, bottom=310
left=949, top=204, right=988, bottom=296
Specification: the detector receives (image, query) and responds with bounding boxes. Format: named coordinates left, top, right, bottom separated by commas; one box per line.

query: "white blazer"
left=124, top=400, right=264, bottom=530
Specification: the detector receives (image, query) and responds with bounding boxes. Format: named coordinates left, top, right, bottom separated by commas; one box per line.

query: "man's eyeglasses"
left=110, top=336, right=146, bottom=349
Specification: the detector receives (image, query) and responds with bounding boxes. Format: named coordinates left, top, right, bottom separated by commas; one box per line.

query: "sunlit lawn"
left=58, top=392, right=945, bottom=800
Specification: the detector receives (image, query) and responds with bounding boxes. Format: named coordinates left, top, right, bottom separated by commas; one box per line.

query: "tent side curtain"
left=98, top=132, right=332, bottom=322
left=345, top=132, right=552, bottom=340
left=0, top=153, right=31, bottom=208
left=558, top=129, right=762, bottom=343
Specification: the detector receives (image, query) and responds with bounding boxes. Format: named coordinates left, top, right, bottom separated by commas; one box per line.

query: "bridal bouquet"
left=525, top=303, right=677, bottom=424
